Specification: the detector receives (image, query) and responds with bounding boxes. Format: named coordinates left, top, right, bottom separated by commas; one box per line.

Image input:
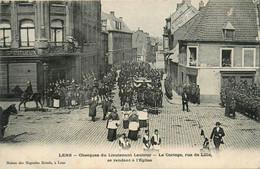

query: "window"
left=242, top=48, right=256, bottom=67
left=221, top=49, right=233, bottom=67
left=0, top=20, right=11, bottom=47
left=115, top=21, right=121, bottom=30
left=222, top=22, right=235, bottom=40
left=187, top=46, right=198, bottom=67
left=188, top=48, right=197, bottom=66
left=20, top=20, right=35, bottom=47
left=51, top=20, right=64, bottom=46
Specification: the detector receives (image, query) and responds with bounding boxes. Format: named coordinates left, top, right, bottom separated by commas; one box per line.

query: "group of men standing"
left=220, top=78, right=260, bottom=120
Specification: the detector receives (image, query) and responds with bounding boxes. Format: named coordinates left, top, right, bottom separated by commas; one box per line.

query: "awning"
left=169, top=52, right=179, bottom=63
left=168, top=43, right=179, bottom=63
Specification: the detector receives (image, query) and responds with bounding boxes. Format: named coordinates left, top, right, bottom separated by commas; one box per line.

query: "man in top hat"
left=210, top=122, right=225, bottom=151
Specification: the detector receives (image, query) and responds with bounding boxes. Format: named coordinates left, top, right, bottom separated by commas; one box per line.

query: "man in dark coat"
left=182, top=89, right=190, bottom=112
left=210, top=122, right=225, bottom=151
left=25, top=81, right=33, bottom=100
left=89, top=95, right=98, bottom=122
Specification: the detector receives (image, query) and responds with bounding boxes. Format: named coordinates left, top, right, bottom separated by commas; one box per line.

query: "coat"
left=210, top=127, right=225, bottom=141
left=182, top=92, right=189, bottom=104
left=89, top=97, right=98, bottom=117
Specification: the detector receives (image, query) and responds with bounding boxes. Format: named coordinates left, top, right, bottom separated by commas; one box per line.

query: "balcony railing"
left=42, top=41, right=81, bottom=54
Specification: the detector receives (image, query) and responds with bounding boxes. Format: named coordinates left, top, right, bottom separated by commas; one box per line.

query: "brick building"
left=101, top=11, right=134, bottom=67
left=0, top=0, right=102, bottom=97
left=166, top=0, right=260, bottom=103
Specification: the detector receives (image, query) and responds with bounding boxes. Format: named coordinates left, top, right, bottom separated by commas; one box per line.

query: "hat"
left=216, top=122, right=221, bottom=126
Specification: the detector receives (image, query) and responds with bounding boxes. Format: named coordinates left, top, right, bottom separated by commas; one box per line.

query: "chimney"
left=199, top=1, right=204, bottom=10
left=119, top=17, right=123, bottom=20
left=110, top=11, right=115, bottom=16
left=183, top=0, right=191, bottom=6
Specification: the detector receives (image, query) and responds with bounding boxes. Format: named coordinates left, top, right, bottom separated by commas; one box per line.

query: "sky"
left=101, top=0, right=209, bottom=37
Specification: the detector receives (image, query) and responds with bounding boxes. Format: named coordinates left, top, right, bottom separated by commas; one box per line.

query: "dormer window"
left=222, top=22, right=235, bottom=39
left=115, top=21, right=121, bottom=30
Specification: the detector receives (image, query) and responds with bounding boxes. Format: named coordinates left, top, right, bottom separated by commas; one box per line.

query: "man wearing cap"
left=210, top=122, right=225, bottom=151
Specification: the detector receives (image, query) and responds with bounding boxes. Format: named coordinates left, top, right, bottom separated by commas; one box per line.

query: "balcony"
left=42, top=42, right=81, bottom=55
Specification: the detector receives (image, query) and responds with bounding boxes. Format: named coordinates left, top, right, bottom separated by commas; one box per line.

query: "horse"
left=0, top=104, right=18, bottom=141
left=12, top=86, right=43, bottom=111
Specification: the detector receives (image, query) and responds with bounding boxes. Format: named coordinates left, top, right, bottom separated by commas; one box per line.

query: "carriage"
left=133, top=78, right=162, bottom=114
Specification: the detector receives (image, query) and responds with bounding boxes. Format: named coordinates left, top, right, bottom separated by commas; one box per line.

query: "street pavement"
left=1, top=78, right=260, bottom=153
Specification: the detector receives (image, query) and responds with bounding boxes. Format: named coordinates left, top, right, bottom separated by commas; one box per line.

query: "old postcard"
left=0, top=0, right=260, bottom=168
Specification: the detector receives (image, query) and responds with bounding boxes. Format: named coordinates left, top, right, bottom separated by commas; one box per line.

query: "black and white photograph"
left=0, top=0, right=260, bottom=168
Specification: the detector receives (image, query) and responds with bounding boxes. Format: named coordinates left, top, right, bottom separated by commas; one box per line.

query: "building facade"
left=166, top=0, right=260, bottom=103
left=0, top=0, right=102, bottom=97
left=163, top=0, right=198, bottom=58
left=101, top=11, right=134, bottom=67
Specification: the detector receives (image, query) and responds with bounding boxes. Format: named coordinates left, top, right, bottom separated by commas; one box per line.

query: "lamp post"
left=43, top=62, right=48, bottom=106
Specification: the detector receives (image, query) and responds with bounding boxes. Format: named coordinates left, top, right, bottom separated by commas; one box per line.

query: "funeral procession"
left=1, top=0, right=260, bottom=168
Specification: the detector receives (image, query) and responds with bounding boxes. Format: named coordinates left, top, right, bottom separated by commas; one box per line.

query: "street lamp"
left=43, top=63, right=48, bottom=106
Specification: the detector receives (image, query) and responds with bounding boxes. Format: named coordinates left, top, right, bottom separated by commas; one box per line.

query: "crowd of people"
left=98, top=61, right=164, bottom=151
left=118, top=61, right=163, bottom=114
left=45, top=67, right=117, bottom=109
left=220, top=78, right=260, bottom=121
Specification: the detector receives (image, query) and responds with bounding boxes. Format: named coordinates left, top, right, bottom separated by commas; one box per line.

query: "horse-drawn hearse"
left=133, top=78, right=163, bottom=115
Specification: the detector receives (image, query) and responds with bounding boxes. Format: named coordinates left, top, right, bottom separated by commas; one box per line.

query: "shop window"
left=20, top=20, right=35, bottom=47
left=0, top=20, right=11, bottom=47
left=243, top=48, right=255, bottom=67
left=51, top=20, right=64, bottom=46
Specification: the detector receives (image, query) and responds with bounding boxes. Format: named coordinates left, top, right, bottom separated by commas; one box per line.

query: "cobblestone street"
left=1, top=80, right=260, bottom=153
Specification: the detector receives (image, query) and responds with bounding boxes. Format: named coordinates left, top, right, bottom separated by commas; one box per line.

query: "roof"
left=101, top=12, right=132, bottom=33
left=167, top=3, right=198, bottom=34
left=180, top=0, right=259, bottom=42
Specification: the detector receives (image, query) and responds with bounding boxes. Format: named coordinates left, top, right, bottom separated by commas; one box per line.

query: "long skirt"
left=123, top=120, right=129, bottom=129
left=107, top=129, right=117, bottom=141
left=128, top=130, right=138, bottom=141
left=139, top=120, right=147, bottom=128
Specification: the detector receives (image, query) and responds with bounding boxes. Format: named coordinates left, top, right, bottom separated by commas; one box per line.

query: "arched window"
left=51, top=20, right=63, bottom=46
left=20, top=20, right=35, bottom=47
left=0, top=20, right=11, bottom=47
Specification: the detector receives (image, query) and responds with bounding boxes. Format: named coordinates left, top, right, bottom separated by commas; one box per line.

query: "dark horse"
left=12, top=86, right=43, bottom=111
left=0, top=104, right=18, bottom=141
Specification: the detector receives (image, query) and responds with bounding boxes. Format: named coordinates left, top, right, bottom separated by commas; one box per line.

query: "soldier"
left=89, top=93, right=98, bottom=122
left=196, top=85, right=200, bottom=105
left=25, top=81, right=33, bottom=100
left=220, top=88, right=226, bottom=108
